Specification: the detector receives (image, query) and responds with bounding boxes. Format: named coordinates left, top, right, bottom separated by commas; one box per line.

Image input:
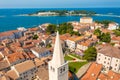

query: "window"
left=63, top=67, right=65, bottom=71
left=105, top=57, right=106, bottom=59
left=98, top=58, right=100, bottom=60
left=104, top=61, right=106, bottom=63
left=51, top=66, right=52, bottom=70
left=99, top=54, right=101, bottom=56
left=60, top=68, right=62, bottom=73
left=53, top=68, right=55, bottom=72
left=116, top=60, right=118, bottom=62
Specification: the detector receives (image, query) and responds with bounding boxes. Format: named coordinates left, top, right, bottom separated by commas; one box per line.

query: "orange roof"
left=27, top=52, right=36, bottom=59
left=10, top=42, right=21, bottom=47
left=68, top=36, right=84, bottom=42
left=7, top=52, right=29, bottom=64
left=108, top=70, right=120, bottom=80
left=0, top=31, right=14, bottom=37
left=80, top=42, right=90, bottom=47
left=2, top=39, right=12, bottom=44
left=112, top=36, right=120, bottom=41
left=28, top=27, right=39, bottom=31
left=60, top=33, right=71, bottom=41
left=0, top=30, right=21, bottom=37
left=98, top=70, right=120, bottom=80
left=6, top=70, right=19, bottom=79
left=101, top=29, right=113, bottom=33
left=18, top=36, right=27, bottom=41
left=34, top=58, right=45, bottom=67
left=81, top=62, right=102, bottom=80
left=32, top=40, right=41, bottom=44
left=23, top=44, right=35, bottom=49
left=0, top=59, right=10, bottom=70
left=98, top=73, right=109, bottom=80
left=24, top=40, right=33, bottom=44
left=14, top=60, right=35, bottom=74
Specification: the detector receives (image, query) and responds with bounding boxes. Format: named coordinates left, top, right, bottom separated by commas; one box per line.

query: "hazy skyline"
left=0, top=0, right=120, bottom=8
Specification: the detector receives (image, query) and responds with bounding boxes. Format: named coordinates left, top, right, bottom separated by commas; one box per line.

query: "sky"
left=0, top=0, right=120, bottom=8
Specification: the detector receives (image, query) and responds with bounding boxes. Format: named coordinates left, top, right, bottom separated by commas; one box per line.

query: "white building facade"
left=66, top=39, right=76, bottom=51
left=7, top=60, right=37, bottom=80
left=96, top=46, right=120, bottom=73
left=31, top=47, right=51, bottom=58
left=80, top=17, right=93, bottom=24
left=108, top=22, right=119, bottom=30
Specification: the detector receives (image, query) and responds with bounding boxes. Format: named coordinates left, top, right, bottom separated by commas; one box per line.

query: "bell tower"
left=48, top=31, right=68, bottom=80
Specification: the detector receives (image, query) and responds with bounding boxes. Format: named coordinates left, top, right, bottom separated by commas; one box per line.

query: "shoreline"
left=14, top=13, right=120, bottom=18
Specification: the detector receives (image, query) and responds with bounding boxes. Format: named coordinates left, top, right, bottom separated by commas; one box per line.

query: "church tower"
left=48, top=31, right=68, bottom=80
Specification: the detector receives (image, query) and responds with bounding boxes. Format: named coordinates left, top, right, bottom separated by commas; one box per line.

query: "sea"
left=0, top=8, right=120, bottom=32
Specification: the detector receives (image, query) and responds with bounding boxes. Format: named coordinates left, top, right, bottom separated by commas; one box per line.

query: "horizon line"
left=0, top=7, right=120, bottom=9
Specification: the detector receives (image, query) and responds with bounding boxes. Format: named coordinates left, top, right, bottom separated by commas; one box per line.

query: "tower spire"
left=48, top=31, right=68, bottom=80
left=52, top=31, right=64, bottom=67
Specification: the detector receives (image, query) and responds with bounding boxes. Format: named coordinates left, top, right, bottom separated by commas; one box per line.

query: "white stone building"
left=66, top=36, right=84, bottom=51
left=6, top=60, right=37, bottom=80
left=108, top=22, right=119, bottom=30
left=31, top=47, right=51, bottom=58
left=80, top=17, right=93, bottom=24
left=48, top=32, right=68, bottom=80
left=96, top=45, right=120, bottom=73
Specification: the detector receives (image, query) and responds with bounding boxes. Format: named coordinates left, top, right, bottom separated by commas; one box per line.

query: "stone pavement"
left=76, top=62, right=91, bottom=79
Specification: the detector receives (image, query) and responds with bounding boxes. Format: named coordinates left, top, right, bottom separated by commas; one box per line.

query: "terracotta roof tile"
left=14, top=60, right=35, bottom=74
left=81, top=62, right=102, bottom=80
left=6, top=70, right=19, bottom=79
left=0, top=59, right=10, bottom=70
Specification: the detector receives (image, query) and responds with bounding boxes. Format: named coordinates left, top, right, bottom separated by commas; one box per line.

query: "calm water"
left=0, top=8, right=120, bottom=32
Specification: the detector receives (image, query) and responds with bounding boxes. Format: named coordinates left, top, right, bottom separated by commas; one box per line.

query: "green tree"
left=100, top=32, right=111, bottom=43
left=46, top=43, right=52, bottom=48
left=58, top=23, right=73, bottom=34
left=33, top=34, right=38, bottom=40
left=46, top=24, right=57, bottom=34
left=94, top=28, right=102, bottom=37
left=73, top=31, right=81, bottom=36
left=113, top=28, right=120, bottom=36
left=83, top=47, right=97, bottom=61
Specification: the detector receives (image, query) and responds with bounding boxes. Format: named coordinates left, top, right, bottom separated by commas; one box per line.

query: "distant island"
left=27, top=10, right=96, bottom=16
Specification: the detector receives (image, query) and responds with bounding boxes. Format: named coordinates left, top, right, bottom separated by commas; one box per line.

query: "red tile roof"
left=98, top=70, right=120, bottom=80
left=7, top=52, right=29, bottom=64
left=81, top=62, right=102, bottom=80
